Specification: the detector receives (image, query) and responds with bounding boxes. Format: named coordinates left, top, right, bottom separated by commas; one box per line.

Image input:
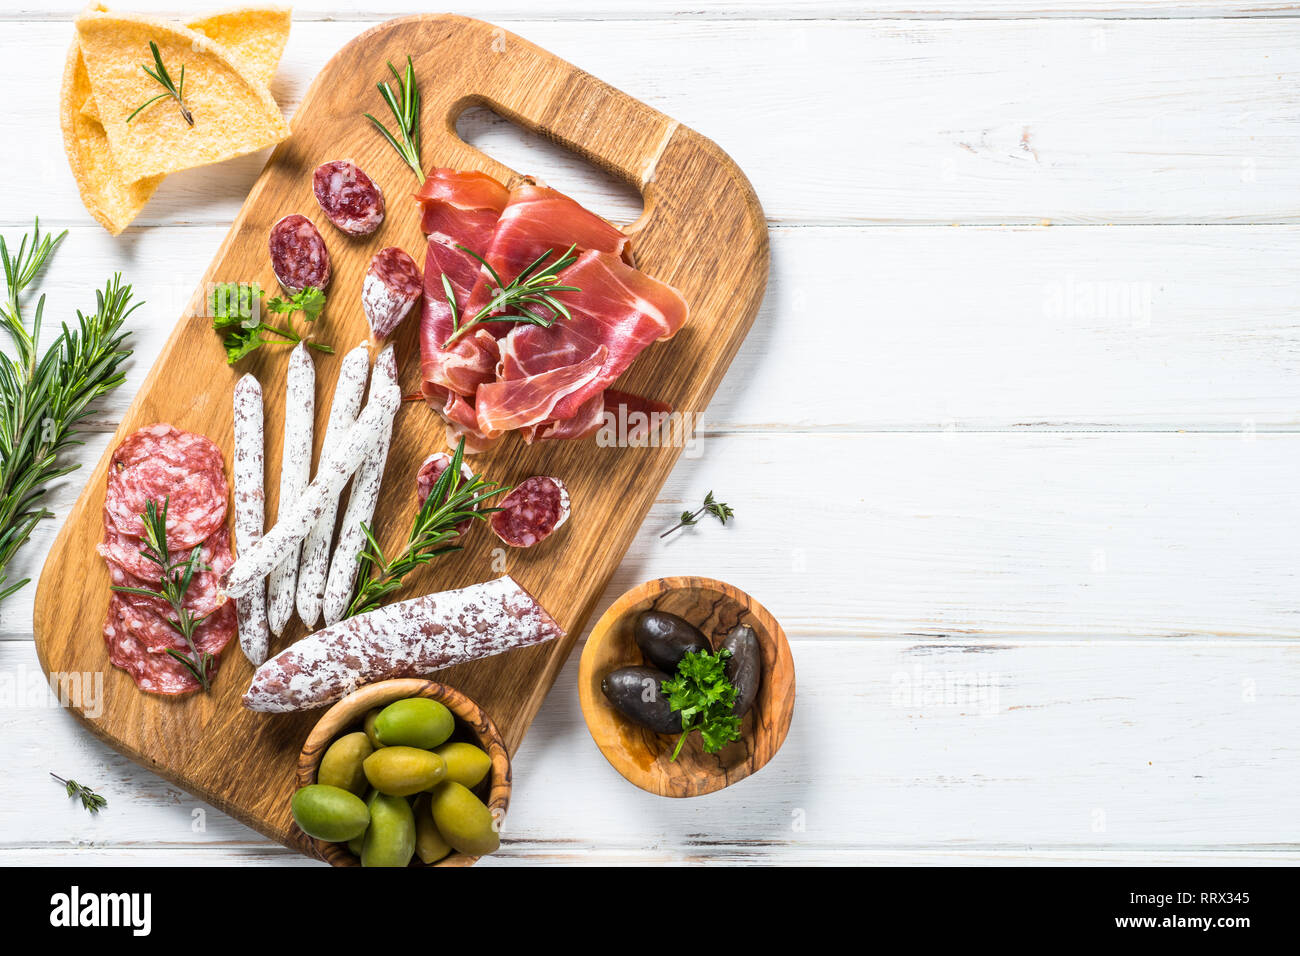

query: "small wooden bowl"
left=578, top=576, right=795, bottom=797
left=297, top=678, right=511, bottom=867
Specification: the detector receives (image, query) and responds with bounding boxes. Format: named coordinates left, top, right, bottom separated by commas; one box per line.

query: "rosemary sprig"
left=126, top=41, right=193, bottom=126
left=441, top=244, right=581, bottom=348
left=364, top=56, right=422, bottom=179
left=660, top=491, right=734, bottom=538
left=50, top=774, right=108, bottom=814
left=0, top=220, right=136, bottom=602
left=111, top=498, right=217, bottom=691
left=210, top=282, right=332, bottom=364
left=346, top=439, right=510, bottom=618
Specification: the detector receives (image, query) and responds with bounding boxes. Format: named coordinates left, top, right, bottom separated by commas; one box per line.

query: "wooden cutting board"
left=32, top=14, right=767, bottom=860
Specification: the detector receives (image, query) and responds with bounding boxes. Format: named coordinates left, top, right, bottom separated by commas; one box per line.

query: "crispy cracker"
left=75, top=9, right=290, bottom=184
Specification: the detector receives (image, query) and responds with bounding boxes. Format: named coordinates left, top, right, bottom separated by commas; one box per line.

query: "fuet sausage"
left=362, top=247, right=422, bottom=340
left=312, top=160, right=385, bottom=237
left=222, top=362, right=400, bottom=600
left=267, top=343, right=315, bottom=637
left=232, top=374, right=270, bottom=665
left=322, top=345, right=399, bottom=625
left=268, top=214, right=331, bottom=294
left=242, top=576, right=565, bottom=712
left=296, top=343, right=370, bottom=628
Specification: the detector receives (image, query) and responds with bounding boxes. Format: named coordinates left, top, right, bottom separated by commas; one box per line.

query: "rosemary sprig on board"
left=111, top=498, right=217, bottom=691
left=50, top=774, right=108, bottom=814
left=127, top=41, right=193, bottom=126
left=364, top=56, right=422, bottom=179
left=0, top=220, right=136, bottom=603
left=345, top=439, right=510, bottom=618
left=660, top=491, right=734, bottom=538
left=441, top=244, right=581, bottom=348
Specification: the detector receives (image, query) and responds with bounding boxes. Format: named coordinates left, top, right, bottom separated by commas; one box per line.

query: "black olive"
left=634, top=610, right=710, bottom=673
left=719, top=624, right=762, bottom=717
left=601, top=666, right=683, bottom=734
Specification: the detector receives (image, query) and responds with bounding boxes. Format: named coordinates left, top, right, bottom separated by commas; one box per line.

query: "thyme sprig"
left=50, top=774, right=108, bottom=814
left=111, top=498, right=217, bottom=691
left=660, top=491, right=734, bottom=538
left=346, top=439, right=510, bottom=618
left=364, top=56, right=422, bottom=179
left=441, top=244, right=580, bottom=348
left=126, top=41, right=193, bottom=126
left=0, top=220, right=136, bottom=602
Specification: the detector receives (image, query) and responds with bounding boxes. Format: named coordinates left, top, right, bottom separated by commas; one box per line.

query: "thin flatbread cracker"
left=81, top=6, right=291, bottom=123
left=60, top=42, right=164, bottom=235
left=75, top=10, right=290, bottom=184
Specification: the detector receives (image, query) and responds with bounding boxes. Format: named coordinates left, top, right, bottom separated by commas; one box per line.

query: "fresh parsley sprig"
left=127, top=41, right=193, bottom=127
left=210, top=282, right=332, bottom=364
left=364, top=56, right=422, bottom=179
left=51, top=774, right=108, bottom=814
left=110, top=498, right=217, bottom=691
left=346, top=438, right=510, bottom=618
left=662, top=648, right=742, bottom=761
left=660, top=491, right=734, bottom=538
left=0, top=220, right=136, bottom=602
left=441, top=244, right=581, bottom=348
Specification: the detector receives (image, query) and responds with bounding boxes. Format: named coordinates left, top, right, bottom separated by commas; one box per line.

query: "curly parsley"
left=661, top=648, right=743, bottom=761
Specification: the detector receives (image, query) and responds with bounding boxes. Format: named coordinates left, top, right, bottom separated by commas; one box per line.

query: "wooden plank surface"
left=6, top=18, right=1300, bottom=225
left=1, top=5, right=1297, bottom=866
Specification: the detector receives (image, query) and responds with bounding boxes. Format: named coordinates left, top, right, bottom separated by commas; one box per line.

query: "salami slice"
left=312, top=160, right=385, bottom=237
left=415, top=452, right=476, bottom=535
left=104, top=596, right=207, bottom=695
left=103, top=424, right=227, bottom=549
left=362, top=246, right=422, bottom=339
left=269, top=214, right=331, bottom=293
left=489, top=476, right=570, bottom=548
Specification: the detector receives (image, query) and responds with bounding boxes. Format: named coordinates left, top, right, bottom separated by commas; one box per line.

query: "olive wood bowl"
left=578, top=576, right=795, bottom=797
left=297, top=678, right=511, bottom=866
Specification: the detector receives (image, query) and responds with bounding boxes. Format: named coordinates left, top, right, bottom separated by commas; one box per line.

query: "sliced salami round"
left=103, top=594, right=234, bottom=696
left=415, top=452, right=477, bottom=534
left=313, top=160, right=385, bottom=237
left=103, top=425, right=228, bottom=548
left=99, top=524, right=233, bottom=597
left=489, top=476, right=570, bottom=548
left=363, top=246, right=422, bottom=339
left=269, top=214, right=331, bottom=293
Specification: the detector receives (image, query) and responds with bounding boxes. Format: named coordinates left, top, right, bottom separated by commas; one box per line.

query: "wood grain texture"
left=29, top=14, right=767, bottom=857
left=578, top=576, right=795, bottom=797
left=7, top=19, right=1300, bottom=227
left=295, top=678, right=510, bottom=867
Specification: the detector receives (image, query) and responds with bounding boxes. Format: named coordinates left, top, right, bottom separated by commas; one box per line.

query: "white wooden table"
left=2, top=0, right=1298, bottom=866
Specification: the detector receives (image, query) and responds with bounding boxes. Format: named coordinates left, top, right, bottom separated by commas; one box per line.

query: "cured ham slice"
left=463, top=183, right=627, bottom=320
left=476, top=251, right=688, bottom=434
left=416, top=169, right=686, bottom=449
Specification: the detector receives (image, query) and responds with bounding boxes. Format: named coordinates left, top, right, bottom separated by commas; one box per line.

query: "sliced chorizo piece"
left=268, top=214, right=331, bottom=294
left=489, top=476, right=570, bottom=548
left=312, top=160, right=385, bottom=237
left=415, top=451, right=476, bottom=534
left=362, top=246, right=422, bottom=340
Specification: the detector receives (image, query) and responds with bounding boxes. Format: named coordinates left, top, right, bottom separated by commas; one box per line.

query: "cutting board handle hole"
left=454, top=105, right=645, bottom=227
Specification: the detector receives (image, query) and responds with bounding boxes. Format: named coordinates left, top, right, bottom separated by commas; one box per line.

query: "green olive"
left=413, top=794, right=452, bottom=864
left=363, top=708, right=385, bottom=749
left=360, top=792, right=416, bottom=867
left=374, top=697, right=455, bottom=749
left=317, top=732, right=373, bottom=795
left=363, top=745, right=447, bottom=796
left=346, top=832, right=365, bottom=858
left=429, top=781, right=499, bottom=857
left=433, top=741, right=492, bottom=789
left=290, top=784, right=369, bottom=842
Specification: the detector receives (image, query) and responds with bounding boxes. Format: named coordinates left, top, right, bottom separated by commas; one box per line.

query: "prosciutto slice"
left=476, top=251, right=688, bottom=434
left=416, top=170, right=687, bottom=449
